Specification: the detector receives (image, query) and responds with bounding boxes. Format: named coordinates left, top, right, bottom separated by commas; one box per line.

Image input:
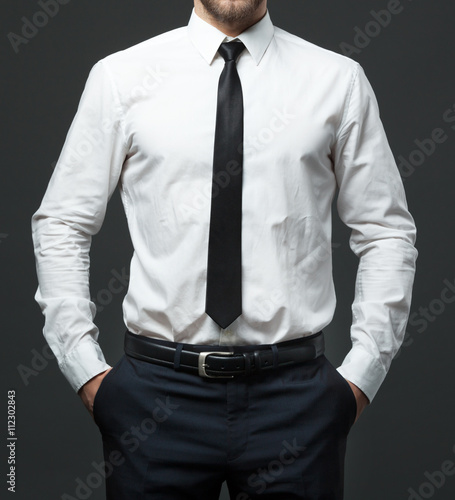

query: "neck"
left=194, top=1, right=267, bottom=37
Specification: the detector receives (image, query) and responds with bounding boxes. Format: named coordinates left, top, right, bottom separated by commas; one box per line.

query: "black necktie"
left=205, top=41, right=246, bottom=329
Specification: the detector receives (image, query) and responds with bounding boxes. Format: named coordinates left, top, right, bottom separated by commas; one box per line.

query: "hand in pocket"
left=77, top=368, right=112, bottom=420
left=344, top=379, right=369, bottom=424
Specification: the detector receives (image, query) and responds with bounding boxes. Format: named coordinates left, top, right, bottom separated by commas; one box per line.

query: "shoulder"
left=100, top=25, right=187, bottom=67
left=86, top=26, right=188, bottom=93
left=273, top=25, right=359, bottom=74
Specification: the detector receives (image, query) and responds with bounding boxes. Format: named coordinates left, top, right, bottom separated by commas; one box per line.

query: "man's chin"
left=200, top=0, right=264, bottom=25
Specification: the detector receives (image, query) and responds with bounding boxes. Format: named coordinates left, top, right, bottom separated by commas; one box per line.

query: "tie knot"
left=218, top=41, right=246, bottom=63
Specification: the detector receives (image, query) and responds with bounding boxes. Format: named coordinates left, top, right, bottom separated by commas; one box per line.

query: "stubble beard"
left=199, top=0, right=264, bottom=25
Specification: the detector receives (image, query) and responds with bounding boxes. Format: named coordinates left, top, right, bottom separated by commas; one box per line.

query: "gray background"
left=2, top=0, right=455, bottom=499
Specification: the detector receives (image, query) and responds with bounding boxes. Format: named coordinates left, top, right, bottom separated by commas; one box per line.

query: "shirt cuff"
left=336, top=344, right=387, bottom=403
left=58, top=338, right=112, bottom=393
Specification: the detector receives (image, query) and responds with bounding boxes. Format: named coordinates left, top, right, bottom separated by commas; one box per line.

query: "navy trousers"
left=93, top=335, right=357, bottom=499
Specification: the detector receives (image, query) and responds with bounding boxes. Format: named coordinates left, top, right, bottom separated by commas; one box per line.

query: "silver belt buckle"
left=198, top=351, right=235, bottom=378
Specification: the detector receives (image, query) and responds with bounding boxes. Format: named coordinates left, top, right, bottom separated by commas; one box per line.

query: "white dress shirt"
left=31, top=8, right=417, bottom=402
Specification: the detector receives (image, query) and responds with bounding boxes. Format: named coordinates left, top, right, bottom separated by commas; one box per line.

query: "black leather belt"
left=124, top=329, right=325, bottom=378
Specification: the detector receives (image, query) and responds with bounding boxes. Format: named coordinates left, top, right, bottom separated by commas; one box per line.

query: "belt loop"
left=242, top=352, right=251, bottom=376
left=173, top=343, right=184, bottom=371
left=271, top=344, right=279, bottom=369
left=315, top=332, right=325, bottom=357
left=253, top=351, right=262, bottom=371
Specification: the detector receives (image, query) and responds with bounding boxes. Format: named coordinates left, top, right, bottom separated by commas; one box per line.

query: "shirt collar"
left=187, top=7, right=274, bottom=66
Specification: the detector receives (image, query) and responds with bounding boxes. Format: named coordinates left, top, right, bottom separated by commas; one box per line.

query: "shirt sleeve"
left=31, top=60, right=127, bottom=393
left=333, top=62, right=418, bottom=403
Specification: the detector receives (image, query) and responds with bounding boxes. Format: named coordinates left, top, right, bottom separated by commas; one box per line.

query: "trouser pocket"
left=325, top=357, right=358, bottom=430
left=92, top=354, right=125, bottom=428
